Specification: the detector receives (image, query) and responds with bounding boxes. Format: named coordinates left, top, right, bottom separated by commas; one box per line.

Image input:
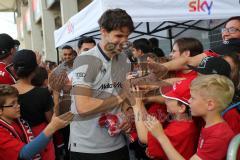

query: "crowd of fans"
left=0, top=8, right=239, bottom=160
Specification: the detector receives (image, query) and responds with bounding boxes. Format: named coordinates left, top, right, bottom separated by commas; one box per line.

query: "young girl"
left=12, top=49, right=56, bottom=160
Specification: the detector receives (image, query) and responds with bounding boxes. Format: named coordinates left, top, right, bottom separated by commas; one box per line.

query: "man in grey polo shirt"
left=69, top=9, right=134, bottom=160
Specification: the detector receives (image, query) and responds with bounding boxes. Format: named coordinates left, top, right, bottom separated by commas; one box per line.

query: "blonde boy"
left=144, top=74, right=235, bottom=160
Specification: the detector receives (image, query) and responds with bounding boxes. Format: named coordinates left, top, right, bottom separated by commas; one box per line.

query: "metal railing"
left=227, top=133, right=240, bottom=160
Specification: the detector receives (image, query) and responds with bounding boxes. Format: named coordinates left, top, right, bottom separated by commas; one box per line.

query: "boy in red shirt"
left=132, top=77, right=198, bottom=160
left=0, top=84, right=73, bottom=160
left=145, top=74, right=235, bottom=160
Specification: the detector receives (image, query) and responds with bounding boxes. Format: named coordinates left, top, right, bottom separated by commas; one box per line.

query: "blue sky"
left=0, top=12, right=17, bottom=39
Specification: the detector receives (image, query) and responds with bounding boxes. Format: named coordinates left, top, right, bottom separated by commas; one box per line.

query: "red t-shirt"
left=147, top=120, right=198, bottom=160
left=175, top=70, right=197, bottom=79
left=31, top=123, right=55, bottom=160
left=197, top=122, right=234, bottom=160
left=223, top=107, right=240, bottom=159
left=204, top=50, right=220, bottom=57
left=0, top=62, right=15, bottom=84
left=147, top=103, right=168, bottom=125
left=0, top=123, right=25, bottom=160
left=223, top=108, right=240, bottom=135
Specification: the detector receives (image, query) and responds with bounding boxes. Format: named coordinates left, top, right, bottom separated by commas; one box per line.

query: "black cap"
left=0, top=33, right=20, bottom=59
left=13, top=49, right=38, bottom=76
left=188, top=56, right=231, bottom=77
left=210, top=38, right=240, bottom=55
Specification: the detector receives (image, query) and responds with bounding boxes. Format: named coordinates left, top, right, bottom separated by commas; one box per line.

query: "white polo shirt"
left=69, top=44, right=131, bottom=153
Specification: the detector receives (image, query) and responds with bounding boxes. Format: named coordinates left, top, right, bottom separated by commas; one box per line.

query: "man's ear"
left=100, top=28, right=107, bottom=36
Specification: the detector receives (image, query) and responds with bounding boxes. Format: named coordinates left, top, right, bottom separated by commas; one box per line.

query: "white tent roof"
left=54, top=0, right=240, bottom=47
left=0, top=0, right=16, bottom=12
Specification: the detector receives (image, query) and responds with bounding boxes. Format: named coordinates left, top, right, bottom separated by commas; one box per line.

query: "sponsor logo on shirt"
left=98, top=82, right=122, bottom=90
left=75, top=72, right=86, bottom=78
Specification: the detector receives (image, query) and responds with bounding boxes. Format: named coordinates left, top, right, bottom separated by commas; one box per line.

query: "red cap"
left=161, top=78, right=193, bottom=105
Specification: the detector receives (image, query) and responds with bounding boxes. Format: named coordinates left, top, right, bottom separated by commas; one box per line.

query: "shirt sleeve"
left=0, top=127, right=25, bottom=160
left=72, top=55, right=103, bottom=87
left=19, top=132, right=51, bottom=160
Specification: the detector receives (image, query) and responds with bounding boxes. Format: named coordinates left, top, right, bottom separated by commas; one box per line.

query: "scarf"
left=0, top=118, right=41, bottom=160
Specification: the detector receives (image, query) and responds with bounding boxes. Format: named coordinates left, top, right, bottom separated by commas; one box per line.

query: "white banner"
left=54, top=0, right=240, bottom=47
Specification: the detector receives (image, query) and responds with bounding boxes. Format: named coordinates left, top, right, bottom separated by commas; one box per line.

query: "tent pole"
left=56, top=48, right=60, bottom=65
left=168, top=28, right=173, bottom=51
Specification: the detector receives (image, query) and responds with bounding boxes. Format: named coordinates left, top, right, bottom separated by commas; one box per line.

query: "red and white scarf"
left=0, top=118, right=41, bottom=160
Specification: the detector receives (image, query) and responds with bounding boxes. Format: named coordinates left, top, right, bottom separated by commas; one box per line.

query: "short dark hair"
left=31, top=66, right=48, bottom=87
left=77, top=37, right=96, bottom=49
left=148, top=38, right=165, bottom=57
left=173, top=37, right=203, bottom=57
left=149, top=38, right=159, bottom=48
left=98, top=8, right=134, bottom=33
left=152, top=48, right=165, bottom=57
left=133, top=38, right=151, bottom=54
left=45, top=60, right=57, bottom=71
left=0, top=85, right=18, bottom=108
left=62, top=45, right=73, bottom=50
left=225, top=16, right=240, bottom=27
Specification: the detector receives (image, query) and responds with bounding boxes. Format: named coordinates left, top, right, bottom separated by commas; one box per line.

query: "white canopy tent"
left=0, top=0, right=17, bottom=12
left=54, top=0, right=240, bottom=48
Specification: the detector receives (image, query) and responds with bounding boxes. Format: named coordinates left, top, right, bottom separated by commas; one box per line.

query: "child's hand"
left=50, top=112, right=74, bottom=131
left=145, top=148, right=155, bottom=159
left=44, top=112, right=74, bottom=137
left=119, top=119, right=131, bottom=134
left=144, top=115, right=164, bottom=139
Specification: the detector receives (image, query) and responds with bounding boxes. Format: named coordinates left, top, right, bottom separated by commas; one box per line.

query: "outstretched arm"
left=144, top=115, right=200, bottom=160
left=161, top=53, right=207, bottom=71
left=19, top=112, right=73, bottom=160
left=73, top=85, right=125, bottom=117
